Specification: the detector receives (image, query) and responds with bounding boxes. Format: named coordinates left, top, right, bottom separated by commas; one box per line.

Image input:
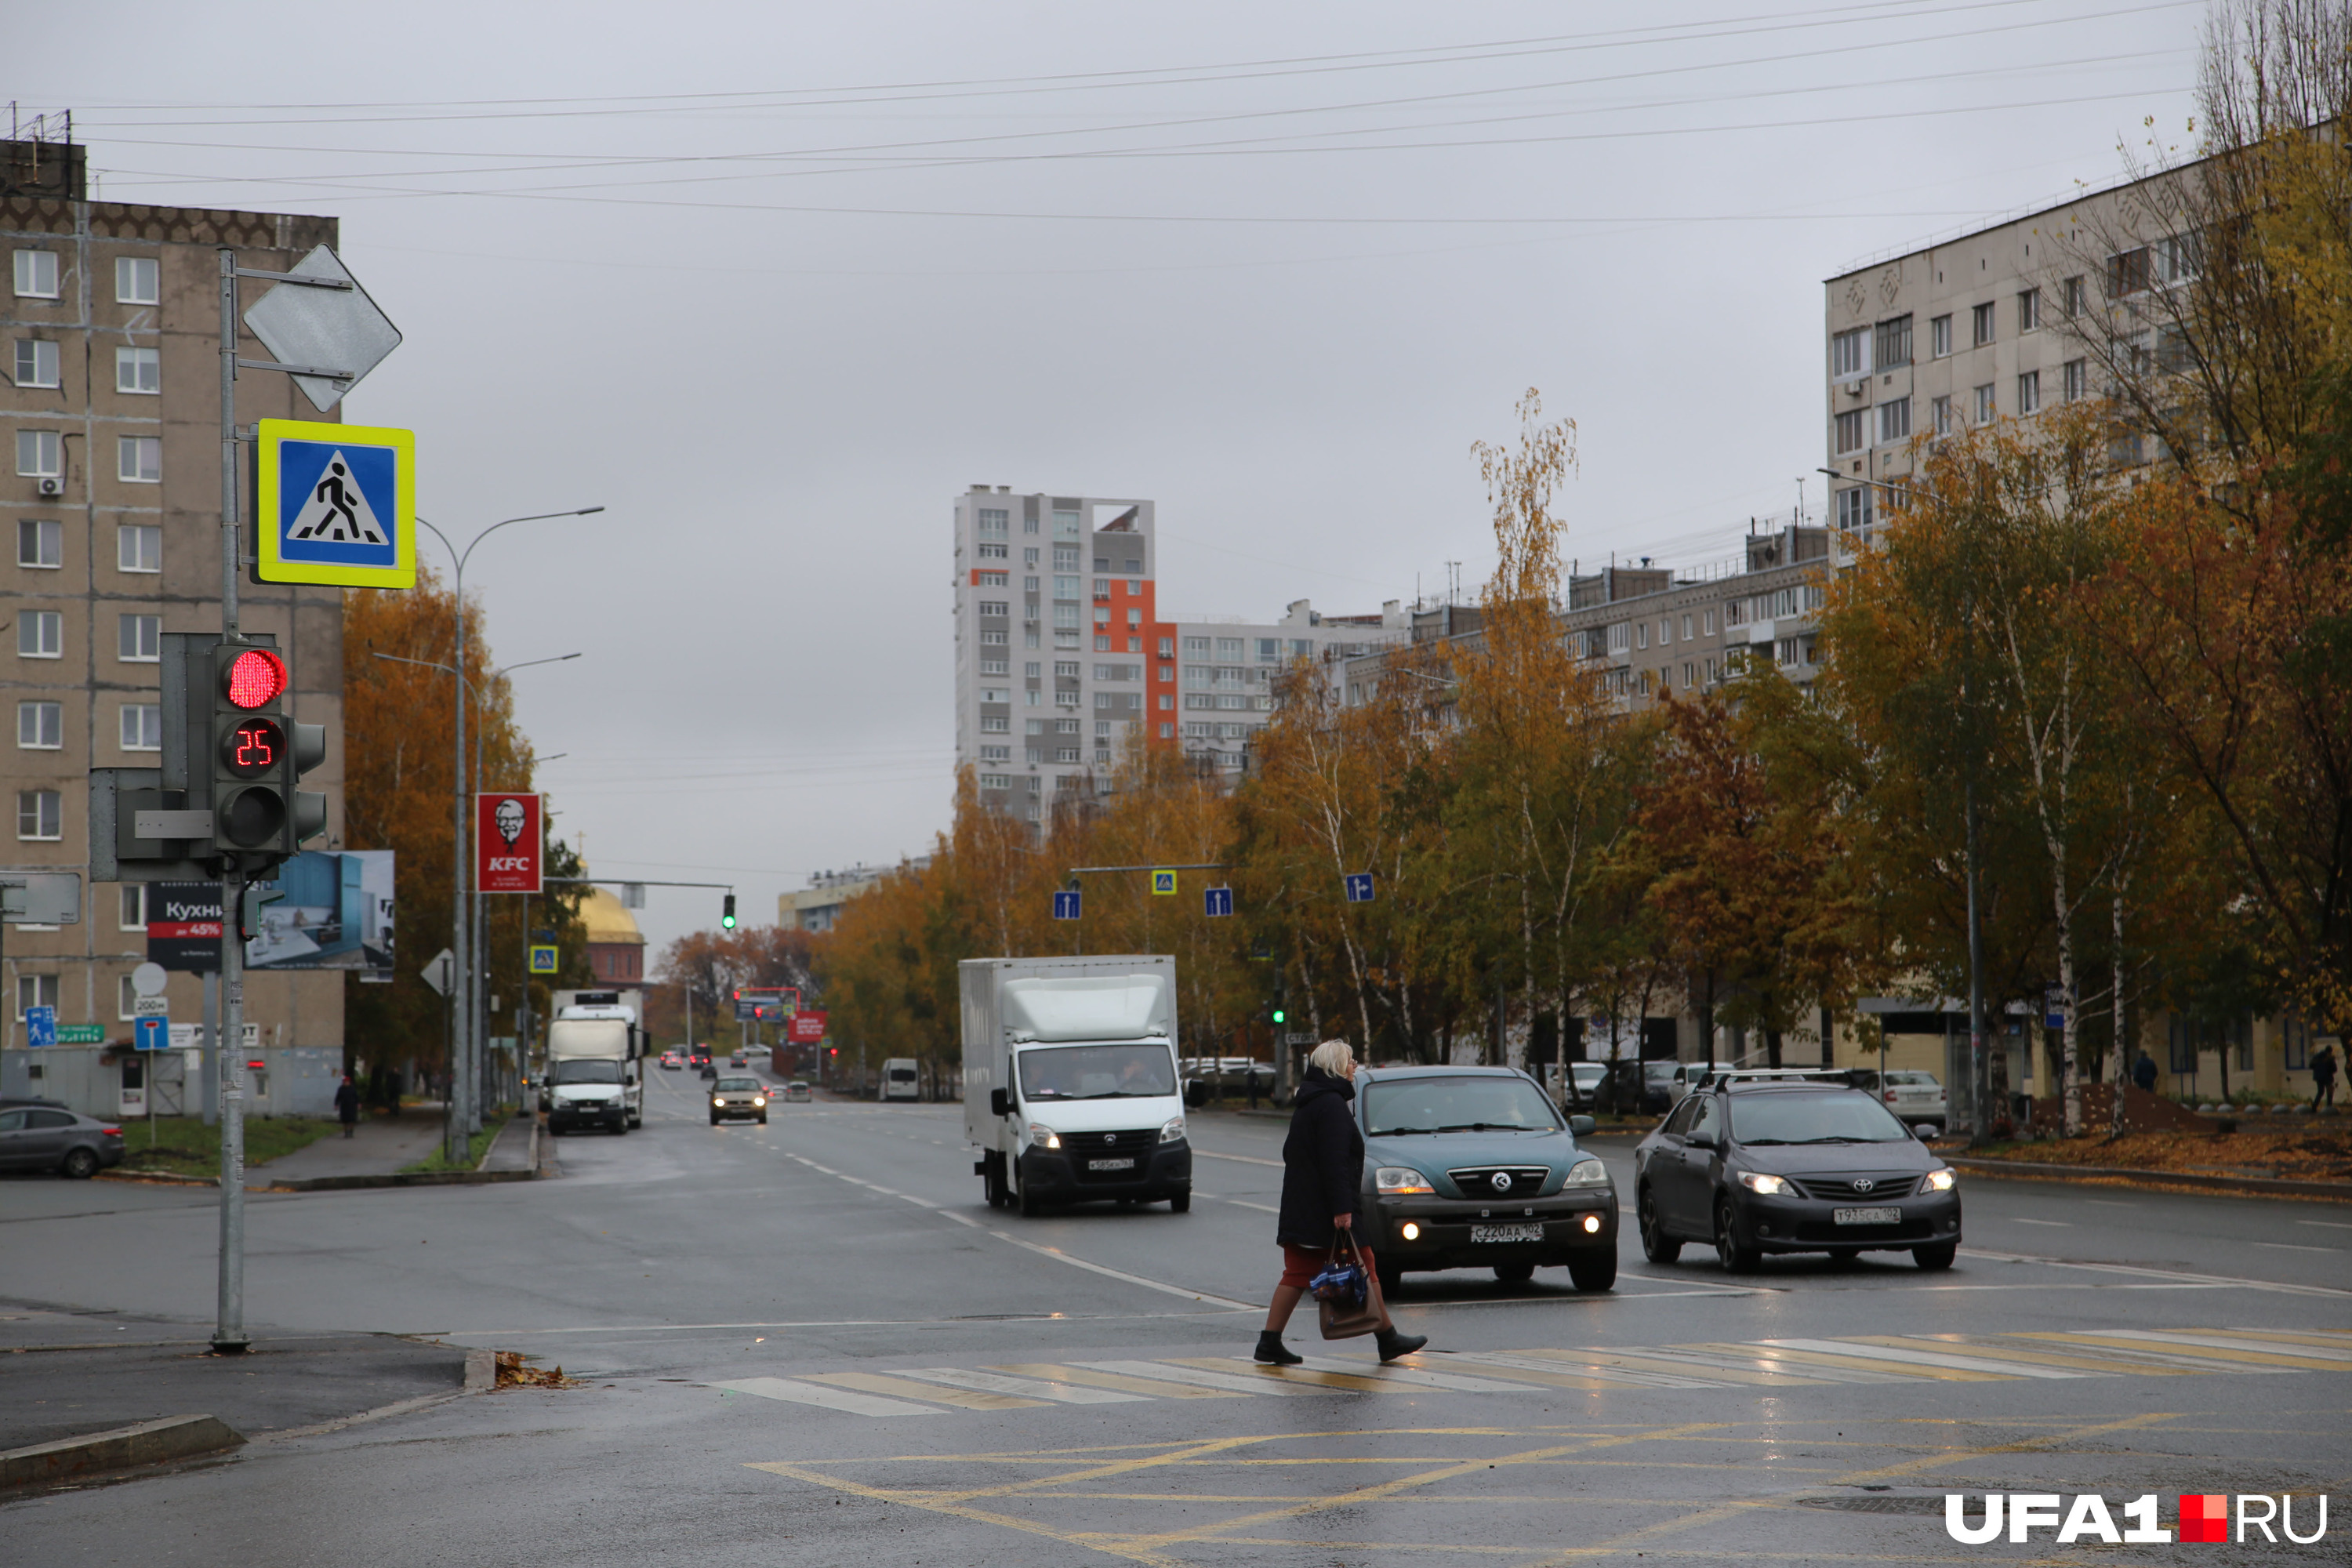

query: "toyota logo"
left=1492, top=1172, right=1515, bottom=1193
left=1852, top=1178, right=1876, bottom=1193
left=1105, top=1134, right=1117, bottom=1145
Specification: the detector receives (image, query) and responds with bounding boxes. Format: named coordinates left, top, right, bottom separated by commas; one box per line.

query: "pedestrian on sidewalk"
left=333, top=1074, right=361, bottom=1138
left=1256, top=1039, right=1427, bottom=1367
left=2131, top=1050, right=2158, bottom=1094
left=2312, top=1042, right=2338, bottom=1113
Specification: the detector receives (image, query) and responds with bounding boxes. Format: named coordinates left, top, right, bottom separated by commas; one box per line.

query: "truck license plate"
left=1833, top=1207, right=1902, bottom=1225
left=1471, top=1223, right=1544, bottom=1243
left=1087, top=1157, right=1136, bottom=1171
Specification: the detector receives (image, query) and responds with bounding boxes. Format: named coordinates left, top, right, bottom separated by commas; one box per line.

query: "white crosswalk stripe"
left=713, top=1376, right=944, bottom=1417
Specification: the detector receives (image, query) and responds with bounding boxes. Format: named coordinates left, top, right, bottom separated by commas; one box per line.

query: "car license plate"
left=1471, top=1223, right=1544, bottom=1243
left=1833, top=1207, right=1902, bottom=1225
left=1087, top=1157, right=1136, bottom=1171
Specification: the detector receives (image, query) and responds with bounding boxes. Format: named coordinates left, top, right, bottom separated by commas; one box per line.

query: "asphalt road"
left=5, top=1063, right=2347, bottom=1565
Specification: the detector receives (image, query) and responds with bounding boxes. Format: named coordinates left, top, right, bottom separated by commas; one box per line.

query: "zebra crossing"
left=709, top=1325, right=2352, bottom=1418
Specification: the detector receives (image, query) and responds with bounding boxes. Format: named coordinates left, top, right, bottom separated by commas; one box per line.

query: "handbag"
left=1314, top=1229, right=1385, bottom=1340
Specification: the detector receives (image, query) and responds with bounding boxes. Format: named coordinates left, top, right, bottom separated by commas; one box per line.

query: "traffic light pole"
left=212, top=250, right=249, bottom=1354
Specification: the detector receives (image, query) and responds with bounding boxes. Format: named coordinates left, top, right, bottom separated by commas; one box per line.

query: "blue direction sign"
left=1052, top=890, right=1082, bottom=921
left=1343, top=872, right=1375, bottom=904
left=134, top=1015, right=169, bottom=1051
left=254, top=418, right=416, bottom=589
left=1203, top=886, right=1234, bottom=919
left=24, top=1004, right=56, bottom=1047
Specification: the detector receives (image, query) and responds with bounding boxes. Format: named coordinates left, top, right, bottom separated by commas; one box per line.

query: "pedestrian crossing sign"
left=254, top=418, right=416, bottom=588
left=528, top=944, right=559, bottom=975
left=1151, top=869, right=1177, bottom=895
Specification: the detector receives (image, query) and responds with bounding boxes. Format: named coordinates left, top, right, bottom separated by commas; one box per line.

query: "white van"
left=880, top=1058, right=921, bottom=1102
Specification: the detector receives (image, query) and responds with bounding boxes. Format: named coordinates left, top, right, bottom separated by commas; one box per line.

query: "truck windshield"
left=552, top=1060, right=621, bottom=1084
left=1364, top=1076, right=1563, bottom=1136
left=1018, top=1044, right=1175, bottom=1100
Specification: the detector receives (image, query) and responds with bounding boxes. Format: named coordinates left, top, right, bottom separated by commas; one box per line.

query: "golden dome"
left=579, top=887, right=645, bottom=946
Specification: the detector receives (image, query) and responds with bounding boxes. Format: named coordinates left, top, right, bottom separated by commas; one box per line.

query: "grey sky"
left=25, top=0, right=2201, bottom=958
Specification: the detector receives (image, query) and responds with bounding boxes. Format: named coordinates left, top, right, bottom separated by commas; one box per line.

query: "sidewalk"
left=481, top=1113, right=535, bottom=1174
left=259, top=1107, right=449, bottom=1181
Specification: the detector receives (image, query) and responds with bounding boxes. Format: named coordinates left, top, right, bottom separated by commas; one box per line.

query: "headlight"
left=1159, top=1116, right=1186, bottom=1143
left=1925, top=1167, right=1957, bottom=1192
left=1399, top=1221, right=1421, bottom=1241
left=1375, top=1166, right=1436, bottom=1195
left=713, top=1096, right=725, bottom=1106
left=752, top=1098, right=766, bottom=1108
left=1029, top=1123, right=1061, bottom=1150
left=1563, top=1157, right=1610, bottom=1187
left=1736, top=1171, right=1788, bottom=1195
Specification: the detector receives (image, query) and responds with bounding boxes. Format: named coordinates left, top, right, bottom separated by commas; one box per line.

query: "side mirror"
left=1687, top=1131, right=1717, bottom=1150
left=989, top=1087, right=1009, bottom=1117
left=1569, top=1114, right=1596, bottom=1137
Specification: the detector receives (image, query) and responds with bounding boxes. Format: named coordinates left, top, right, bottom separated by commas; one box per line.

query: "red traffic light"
left=223, top=648, right=289, bottom=710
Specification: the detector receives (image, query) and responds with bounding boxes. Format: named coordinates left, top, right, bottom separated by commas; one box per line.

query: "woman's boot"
left=1254, top=1330, right=1303, bottom=1366
left=1375, top=1327, right=1428, bottom=1362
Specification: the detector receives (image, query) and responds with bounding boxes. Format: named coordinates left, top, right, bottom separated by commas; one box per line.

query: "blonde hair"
left=1307, top=1039, right=1355, bottom=1077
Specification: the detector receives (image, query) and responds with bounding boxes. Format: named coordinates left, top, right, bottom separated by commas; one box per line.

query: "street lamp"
left=474, top=655, right=579, bottom=1120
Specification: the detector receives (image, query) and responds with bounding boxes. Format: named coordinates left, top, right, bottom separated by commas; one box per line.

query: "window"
left=2016, top=287, right=2042, bottom=332
left=1657, top=619, right=1671, bottom=644
left=1158, top=693, right=1174, bottom=710
left=1054, top=748, right=1080, bottom=764
left=2155, top=233, right=2200, bottom=284
left=1931, top=394, right=1953, bottom=436
left=1831, top=326, right=1867, bottom=379
left=1159, top=722, right=1173, bottom=739
left=1158, top=637, right=1174, bottom=656
left=13, top=339, right=59, bottom=387
left=119, top=884, right=147, bottom=931
left=2107, top=247, right=2149, bottom=297
left=18, top=611, right=61, bottom=659
left=979, top=716, right=1008, bottom=733
left=1216, top=637, right=1243, bottom=658
left=975, top=542, right=1007, bottom=560
left=1054, top=660, right=1080, bottom=677
left=1702, top=608, right=1715, bottom=635
left=116, top=255, right=159, bottom=305
left=977, top=507, right=1009, bottom=536
left=1971, top=301, right=1995, bottom=347
left=115, top=346, right=160, bottom=394
left=977, top=600, right=1007, bottom=617
left=1051, top=510, right=1080, bottom=538
left=1872, top=314, right=1911, bottom=369
left=1772, top=586, right=1799, bottom=618
left=1973, top=383, right=1996, bottom=423
left=1608, top=622, right=1630, bottom=654
left=2062, top=358, right=2088, bottom=402
left=17, top=701, right=60, bottom=749
left=1929, top=314, right=1952, bottom=358
left=2062, top=274, right=2086, bottom=316
left=118, top=613, right=161, bottom=662
left=979, top=772, right=1011, bottom=790
left=118, top=436, right=161, bottom=483
left=2016, top=369, right=2041, bottom=416
left=1835, top=485, right=1871, bottom=532
left=1681, top=614, right=1693, bottom=641
left=111, top=522, right=159, bottom=573
left=13, top=249, right=59, bottom=299
left=1092, top=578, right=1109, bottom=598
left=978, top=687, right=1007, bottom=705
left=979, top=630, right=1007, bottom=646
left=16, top=430, right=61, bottom=477
left=17, top=973, right=60, bottom=1016
left=1724, top=598, right=1748, bottom=627
left=17, top=789, right=61, bottom=840
left=19, top=518, right=60, bottom=568
left=1877, top=397, right=1910, bottom=444
left=1125, top=608, right=1141, bottom=628
left=1833, top=408, right=1865, bottom=454
left=978, top=745, right=1010, bottom=762
left=1803, top=583, right=1826, bottom=612
left=1051, top=575, right=1079, bottom=600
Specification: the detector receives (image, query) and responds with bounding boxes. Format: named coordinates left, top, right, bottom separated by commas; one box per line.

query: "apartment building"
left=779, top=860, right=930, bottom=932
left=949, top=486, right=1377, bottom=825
left=1, top=132, right=349, bottom=1080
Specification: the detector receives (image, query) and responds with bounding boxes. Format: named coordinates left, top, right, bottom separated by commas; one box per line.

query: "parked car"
left=782, top=1080, right=813, bottom=1103
left=1850, top=1068, right=1947, bottom=1130
left=1358, top=1065, right=1616, bottom=1294
left=1562, top=1062, right=1607, bottom=1108
left=1593, top=1059, right=1679, bottom=1117
left=710, top=1076, right=769, bottom=1125
left=659, top=1050, right=684, bottom=1070
left=0, top=1105, right=126, bottom=1178
left=1632, top=1068, right=1959, bottom=1272
left=1669, top=1062, right=1742, bottom=1102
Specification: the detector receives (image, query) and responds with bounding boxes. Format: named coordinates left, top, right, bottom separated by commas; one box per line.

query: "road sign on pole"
left=1052, top=890, right=1082, bottom=920
left=1344, top=872, right=1375, bottom=904
left=239, top=244, right=402, bottom=413
left=134, top=1015, right=169, bottom=1051
left=1203, top=886, right=1234, bottom=918
left=528, top=944, right=558, bottom=975
left=254, top=419, right=416, bottom=588
left=1151, top=869, right=1178, bottom=896
left=24, top=1005, right=56, bottom=1048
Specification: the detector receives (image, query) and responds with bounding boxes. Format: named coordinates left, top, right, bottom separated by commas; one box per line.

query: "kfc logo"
left=476, top=793, right=542, bottom=893
left=1944, top=1492, right=2328, bottom=1546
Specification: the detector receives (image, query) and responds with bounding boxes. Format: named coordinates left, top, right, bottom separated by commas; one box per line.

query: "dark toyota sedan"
left=1632, top=1070, right=1959, bottom=1271
left=1358, top=1066, right=1617, bottom=1294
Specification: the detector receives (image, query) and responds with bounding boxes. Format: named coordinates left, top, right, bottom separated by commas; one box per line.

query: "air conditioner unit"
left=36, top=477, right=63, bottom=498
left=1844, top=379, right=1869, bottom=399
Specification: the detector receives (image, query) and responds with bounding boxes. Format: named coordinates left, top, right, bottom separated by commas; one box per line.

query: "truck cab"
left=543, top=996, right=643, bottom=1134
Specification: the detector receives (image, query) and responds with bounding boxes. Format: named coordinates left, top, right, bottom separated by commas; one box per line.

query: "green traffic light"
left=721, top=893, right=737, bottom=930
left=1271, top=1008, right=1286, bottom=1024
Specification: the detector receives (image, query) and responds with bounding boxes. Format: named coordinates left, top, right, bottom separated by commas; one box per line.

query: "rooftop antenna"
left=1795, top=477, right=1806, bottom=527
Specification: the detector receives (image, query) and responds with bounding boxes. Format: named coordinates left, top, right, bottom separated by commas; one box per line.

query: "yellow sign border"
left=1151, top=869, right=1178, bottom=895
left=255, top=417, right=416, bottom=589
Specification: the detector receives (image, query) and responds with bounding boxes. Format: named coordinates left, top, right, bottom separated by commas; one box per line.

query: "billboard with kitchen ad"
left=151, top=852, right=395, bottom=979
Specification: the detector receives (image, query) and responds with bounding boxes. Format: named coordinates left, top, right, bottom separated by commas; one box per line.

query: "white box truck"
left=543, top=993, right=643, bottom=1134
left=880, top=1058, right=921, bottom=1101
left=963, top=955, right=1190, bottom=1216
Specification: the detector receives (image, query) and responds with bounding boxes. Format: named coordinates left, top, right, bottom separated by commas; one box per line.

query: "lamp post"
left=473, top=655, right=579, bottom=1119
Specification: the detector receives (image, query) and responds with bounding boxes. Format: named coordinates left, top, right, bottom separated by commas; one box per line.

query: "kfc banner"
left=477, top=793, right=543, bottom=894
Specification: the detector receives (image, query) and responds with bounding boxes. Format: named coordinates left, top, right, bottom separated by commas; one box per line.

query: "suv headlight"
left=712, top=1095, right=725, bottom=1107
left=1736, top=1171, right=1788, bottom=1195
left=1924, top=1167, right=1957, bottom=1192
left=1563, top=1157, right=1610, bottom=1187
left=751, top=1097, right=767, bottom=1108
left=1029, top=1123, right=1061, bottom=1150
left=1375, top=1166, right=1435, bottom=1196
left=1159, top=1116, right=1186, bottom=1143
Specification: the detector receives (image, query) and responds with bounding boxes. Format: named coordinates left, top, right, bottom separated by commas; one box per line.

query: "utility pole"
left=212, top=249, right=249, bottom=1354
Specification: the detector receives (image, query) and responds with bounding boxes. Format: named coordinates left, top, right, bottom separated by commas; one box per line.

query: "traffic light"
left=1271, top=1007, right=1286, bottom=1025
left=720, top=894, right=737, bottom=930
left=209, top=641, right=326, bottom=865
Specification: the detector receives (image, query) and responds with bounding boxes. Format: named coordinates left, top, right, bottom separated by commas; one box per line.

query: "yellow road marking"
left=2021, top=1333, right=2352, bottom=1370
left=1165, top=1356, right=1421, bottom=1393
left=1862, top=1334, right=2202, bottom=1377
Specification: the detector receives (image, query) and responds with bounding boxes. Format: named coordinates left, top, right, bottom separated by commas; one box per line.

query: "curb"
left=0, top=1414, right=245, bottom=1490
left=1947, top=1156, right=2352, bottom=1201
left=94, top=1167, right=542, bottom=1192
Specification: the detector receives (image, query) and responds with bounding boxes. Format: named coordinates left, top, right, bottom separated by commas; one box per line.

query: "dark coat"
left=1276, top=1066, right=1363, bottom=1249
left=333, top=1082, right=361, bottom=1122
left=2131, top=1053, right=2158, bottom=1092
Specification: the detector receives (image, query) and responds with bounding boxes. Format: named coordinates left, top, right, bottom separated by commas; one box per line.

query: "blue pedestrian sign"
left=1052, top=890, right=1082, bottom=921
left=1344, top=872, right=1375, bottom=904
left=134, top=1015, right=169, bottom=1051
left=528, top=944, right=559, bottom=975
left=24, top=1004, right=56, bottom=1047
left=1203, top=886, right=1234, bottom=919
left=254, top=418, right=416, bottom=589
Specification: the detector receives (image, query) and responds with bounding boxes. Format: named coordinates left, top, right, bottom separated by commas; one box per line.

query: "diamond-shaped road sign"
left=242, top=245, right=402, bottom=413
